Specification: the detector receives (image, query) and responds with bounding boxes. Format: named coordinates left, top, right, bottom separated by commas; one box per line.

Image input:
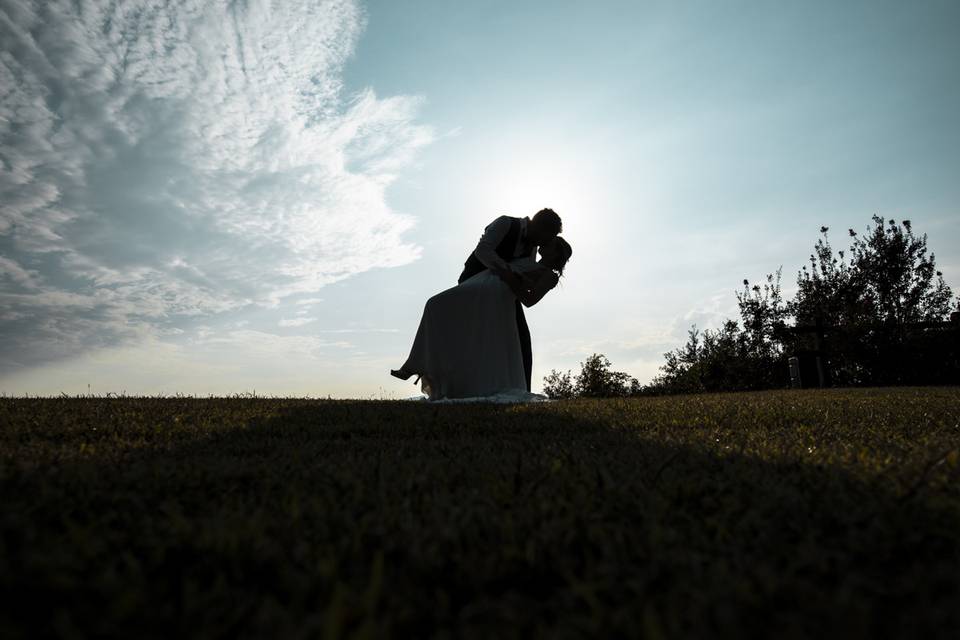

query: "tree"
left=737, top=268, right=789, bottom=361
left=790, top=226, right=866, bottom=329
left=542, top=368, right=575, bottom=399
left=648, top=326, right=704, bottom=393
left=542, top=354, right=639, bottom=399
left=790, top=218, right=951, bottom=329
left=789, top=217, right=955, bottom=385
left=848, top=217, right=952, bottom=325
left=647, top=216, right=957, bottom=392
left=575, top=353, right=637, bottom=398
left=646, top=269, right=792, bottom=395
left=551, top=216, right=957, bottom=394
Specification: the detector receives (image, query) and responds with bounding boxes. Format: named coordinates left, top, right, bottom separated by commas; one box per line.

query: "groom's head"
left=528, top=208, right=562, bottom=246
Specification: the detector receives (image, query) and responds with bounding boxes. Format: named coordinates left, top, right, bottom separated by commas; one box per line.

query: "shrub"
left=542, top=354, right=640, bottom=399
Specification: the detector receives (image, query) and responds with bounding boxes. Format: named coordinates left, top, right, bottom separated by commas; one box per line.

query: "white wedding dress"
left=398, top=256, right=552, bottom=402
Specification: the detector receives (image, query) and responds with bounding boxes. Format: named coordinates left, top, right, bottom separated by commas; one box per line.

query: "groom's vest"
left=458, top=216, right=526, bottom=284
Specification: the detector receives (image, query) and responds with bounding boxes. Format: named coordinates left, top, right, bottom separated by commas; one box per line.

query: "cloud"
left=534, top=289, right=745, bottom=387
left=314, top=328, right=398, bottom=333
left=187, top=328, right=353, bottom=356
left=278, top=316, right=316, bottom=327
left=0, top=0, right=433, bottom=375
left=0, top=327, right=373, bottom=397
left=670, top=291, right=741, bottom=338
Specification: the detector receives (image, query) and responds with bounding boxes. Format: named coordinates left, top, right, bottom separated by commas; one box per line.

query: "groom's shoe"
left=390, top=368, right=421, bottom=385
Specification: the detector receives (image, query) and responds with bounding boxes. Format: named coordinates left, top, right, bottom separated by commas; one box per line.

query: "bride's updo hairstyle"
left=550, top=236, right=573, bottom=277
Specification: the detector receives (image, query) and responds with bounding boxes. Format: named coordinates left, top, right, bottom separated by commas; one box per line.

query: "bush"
left=543, top=354, right=640, bottom=399
left=542, top=369, right=576, bottom=399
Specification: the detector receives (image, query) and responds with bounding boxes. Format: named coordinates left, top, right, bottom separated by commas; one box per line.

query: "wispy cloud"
left=278, top=317, right=317, bottom=327
left=315, top=328, right=399, bottom=334
left=188, top=328, right=353, bottom=355
left=0, top=0, right=433, bottom=374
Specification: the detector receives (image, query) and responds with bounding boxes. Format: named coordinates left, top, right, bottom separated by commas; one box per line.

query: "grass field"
left=2, top=387, right=959, bottom=638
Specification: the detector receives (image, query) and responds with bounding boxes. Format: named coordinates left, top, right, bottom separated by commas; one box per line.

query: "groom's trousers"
left=516, top=300, right=532, bottom=392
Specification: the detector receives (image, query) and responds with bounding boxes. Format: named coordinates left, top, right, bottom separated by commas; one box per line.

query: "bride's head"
left=538, top=236, right=572, bottom=277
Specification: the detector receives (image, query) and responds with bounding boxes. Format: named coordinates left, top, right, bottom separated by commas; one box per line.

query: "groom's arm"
left=495, top=268, right=558, bottom=308
left=473, top=215, right=514, bottom=273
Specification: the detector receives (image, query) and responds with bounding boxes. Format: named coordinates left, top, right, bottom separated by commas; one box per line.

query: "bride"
left=391, top=236, right=573, bottom=400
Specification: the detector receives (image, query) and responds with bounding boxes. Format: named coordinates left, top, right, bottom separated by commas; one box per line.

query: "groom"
left=458, top=208, right=563, bottom=391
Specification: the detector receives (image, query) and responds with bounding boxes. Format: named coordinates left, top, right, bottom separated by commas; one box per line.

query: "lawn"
left=1, top=388, right=959, bottom=638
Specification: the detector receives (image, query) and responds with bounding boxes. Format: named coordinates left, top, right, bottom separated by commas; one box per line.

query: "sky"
left=1, top=0, right=958, bottom=397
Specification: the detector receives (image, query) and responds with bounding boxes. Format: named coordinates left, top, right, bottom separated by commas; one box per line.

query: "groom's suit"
left=458, top=215, right=535, bottom=392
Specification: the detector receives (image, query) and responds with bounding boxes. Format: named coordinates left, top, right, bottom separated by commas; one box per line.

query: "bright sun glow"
left=474, top=146, right=610, bottom=258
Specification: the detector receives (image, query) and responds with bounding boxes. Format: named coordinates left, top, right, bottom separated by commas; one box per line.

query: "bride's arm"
left=494, top=267, right=558, bottom=307
left=520, top=270, right=559, bottom=307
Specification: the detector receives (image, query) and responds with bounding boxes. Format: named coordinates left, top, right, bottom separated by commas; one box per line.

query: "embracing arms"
left=492, top=266, right=559, bottom=308
left=474, top=215, right=556, bottom=306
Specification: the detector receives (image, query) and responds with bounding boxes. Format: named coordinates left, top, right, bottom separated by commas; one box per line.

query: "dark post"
left=814, top=316, right=828, bottom=388
left=788, top=356, right=801, bottom=388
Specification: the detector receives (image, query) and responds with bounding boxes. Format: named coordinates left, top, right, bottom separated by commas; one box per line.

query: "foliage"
left=648, top=216, right=957, bottom=393
left=541, top=368, right=576, bottom=399
left=543, top=353, right=639, bottom=399
left=736, top=267, right=790, bottom=362
left=789, top=218, right=956, bottom=386
left=849, top=217, right=952, bottom=324
left=573, top=353, right=639, bottom=398
left=1, top=390, right=959, bottom=637
left=648, top=270, right=793, bottom=394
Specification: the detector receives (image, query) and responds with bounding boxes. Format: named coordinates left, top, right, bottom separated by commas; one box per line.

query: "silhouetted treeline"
left=651, top=215, right=960, bottom=393
left=544, top=216, right=959, bottom=398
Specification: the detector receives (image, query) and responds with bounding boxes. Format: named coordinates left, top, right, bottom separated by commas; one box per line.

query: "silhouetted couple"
left=391, top=208, right=572, bottom=401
